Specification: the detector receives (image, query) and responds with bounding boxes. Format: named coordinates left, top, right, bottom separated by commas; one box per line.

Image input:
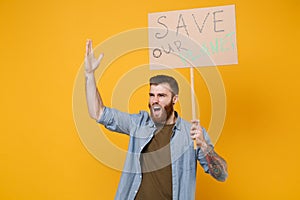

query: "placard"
left=148, top=5, right=238, bottom=69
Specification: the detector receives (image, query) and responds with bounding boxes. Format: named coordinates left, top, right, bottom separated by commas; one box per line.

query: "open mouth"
left=153, top=106, right=161, bottom=112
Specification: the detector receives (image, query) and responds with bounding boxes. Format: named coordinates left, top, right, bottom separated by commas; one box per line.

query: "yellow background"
left=1, top=0, right=299, bottom=199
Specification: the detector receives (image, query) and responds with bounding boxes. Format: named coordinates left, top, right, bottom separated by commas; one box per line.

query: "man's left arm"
left=191, top=120, right=228, bottom=182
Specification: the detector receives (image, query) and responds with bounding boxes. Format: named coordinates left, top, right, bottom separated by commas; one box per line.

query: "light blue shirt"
left=98, top=107, right=213, bottom=200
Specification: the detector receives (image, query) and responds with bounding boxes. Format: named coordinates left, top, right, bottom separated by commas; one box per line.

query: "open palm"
left=85, top=39, right=103, bottom=73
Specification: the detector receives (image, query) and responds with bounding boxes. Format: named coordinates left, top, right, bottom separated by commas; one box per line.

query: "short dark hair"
left=149, top=75, right=179, bottom=95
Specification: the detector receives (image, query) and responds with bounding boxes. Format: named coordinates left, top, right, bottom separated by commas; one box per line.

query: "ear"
left=172, top=95, right=179, bottom=104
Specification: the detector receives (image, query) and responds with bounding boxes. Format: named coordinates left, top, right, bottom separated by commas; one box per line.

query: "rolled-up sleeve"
left=196, top=128, right=214, bottom=173
left=97, top=107, right=132, bottom=134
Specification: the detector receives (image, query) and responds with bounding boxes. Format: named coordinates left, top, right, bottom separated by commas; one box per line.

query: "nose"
left=152, top=95, right=159, bottom=104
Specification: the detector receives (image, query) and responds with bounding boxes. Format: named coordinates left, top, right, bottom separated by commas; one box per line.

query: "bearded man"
left=85, top=39, right=228, bottom=200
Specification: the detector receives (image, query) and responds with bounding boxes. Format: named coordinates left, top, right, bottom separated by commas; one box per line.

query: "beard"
left=148, top=100, right=174, bottom=124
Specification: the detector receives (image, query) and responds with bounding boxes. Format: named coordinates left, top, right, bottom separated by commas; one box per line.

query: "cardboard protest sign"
left=148, top=5, right=238, bottom=69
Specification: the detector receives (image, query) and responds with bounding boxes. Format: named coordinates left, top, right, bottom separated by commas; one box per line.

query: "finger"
left=190, top=129, right=198, bottom=138
left=190, top=130, right=194, bottom=137
left=87, top=39, right=92, bottom=54
left=98, top=53, right=104, bottom=60
left=90, top=40, right=93, bottom=54
left=190, top=131, right=195, bottom=139
left=191, top=119, right=200, bottom=129
left=86, top=39, right=90, bottom=56
left=95, top=53, right=104, bottom=68
left=191, top=124, right=199, bottom=132
left=87, top=39, right=93, bottom=56
left=191, top=132, right=200, bottom=140
left=191, top=119, right=200, bottom=124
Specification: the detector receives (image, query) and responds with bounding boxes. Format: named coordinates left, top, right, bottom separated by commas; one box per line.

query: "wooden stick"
left=190, top=67, right=198, bottom=149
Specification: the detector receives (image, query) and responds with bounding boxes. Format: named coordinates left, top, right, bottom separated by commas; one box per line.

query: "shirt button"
left=135, top=190, right=137, bottom=193
left=139, top=175, right=142, bottom=178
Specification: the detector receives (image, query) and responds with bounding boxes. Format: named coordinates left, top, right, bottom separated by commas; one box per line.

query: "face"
left=148, top=83, right=178, bottom=124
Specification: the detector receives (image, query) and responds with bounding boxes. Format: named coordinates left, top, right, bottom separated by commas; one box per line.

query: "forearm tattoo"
left=205, top=149, right=228, bottom=182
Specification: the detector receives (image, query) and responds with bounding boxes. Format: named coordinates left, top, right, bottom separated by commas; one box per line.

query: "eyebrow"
left=149, top=92, right=167, bottom=96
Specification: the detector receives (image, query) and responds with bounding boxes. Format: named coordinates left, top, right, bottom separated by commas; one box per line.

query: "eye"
left=149, top=93, right=154, bottom=97
left=158, top=93, right=166, bottom=97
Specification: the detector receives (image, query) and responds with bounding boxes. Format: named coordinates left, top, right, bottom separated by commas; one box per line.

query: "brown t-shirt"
left=135, top=123, right=174, bottom=200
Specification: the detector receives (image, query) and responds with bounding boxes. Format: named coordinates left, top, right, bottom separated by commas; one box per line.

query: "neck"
left=165, top=112, right=176, bottom=125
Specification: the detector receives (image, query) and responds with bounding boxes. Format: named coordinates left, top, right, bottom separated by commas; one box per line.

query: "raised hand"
left=85, top=39, right=103, bottom=74
left=84, top=39, right=105, bottom=120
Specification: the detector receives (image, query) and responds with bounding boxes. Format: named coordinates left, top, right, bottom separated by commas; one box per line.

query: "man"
left=85, top=39, right=228, bottom=200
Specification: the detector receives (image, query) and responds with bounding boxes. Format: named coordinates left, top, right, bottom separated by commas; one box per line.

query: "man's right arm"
left=85, top=39, right=104, bottom=121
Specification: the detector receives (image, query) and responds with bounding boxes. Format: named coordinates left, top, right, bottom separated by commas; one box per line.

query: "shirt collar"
left=173, top=111, right=181, bottom=131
